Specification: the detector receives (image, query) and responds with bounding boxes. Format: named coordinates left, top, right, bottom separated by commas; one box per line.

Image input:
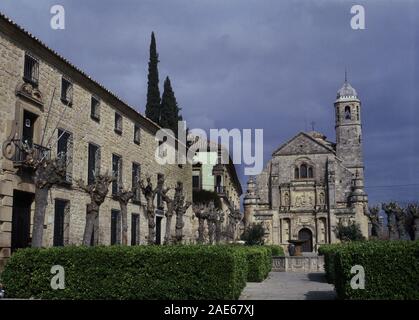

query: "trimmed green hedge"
left=1, top=245, right=248, bottom=300
left=318, top=243, right=345, bottom=284
left=265, top=245, right=285, bottom=257
left=241, top=247, right=272, bottom=282
left=320, top=241, right=419, bottom=300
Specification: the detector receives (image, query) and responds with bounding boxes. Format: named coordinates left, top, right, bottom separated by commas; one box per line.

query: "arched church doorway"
left=298, top=228, right=313, bottom=252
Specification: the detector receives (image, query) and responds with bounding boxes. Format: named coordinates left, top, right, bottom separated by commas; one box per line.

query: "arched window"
left=345, top=106, right=351, bottom=120
left=308, top=166, right=313, bottom=178
left=300, top=164, right=308, bottom=178
left=356, top=106, right=360, bottom=120
left=294, top=167, right=299, bottom=179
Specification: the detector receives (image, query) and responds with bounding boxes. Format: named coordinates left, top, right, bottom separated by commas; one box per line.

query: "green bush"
left=1, top=245, right=248, bottom=300
left=228, top=245, right=273, bottom=282
left=265, top=245, right=284, bottom=257
left=322, top=241, right=419, bottom=299
left=240, top=247, right=271, bottom=282
left=318, top=243, right=345, bottom=284
left=240, top=223, right=265, bottom=245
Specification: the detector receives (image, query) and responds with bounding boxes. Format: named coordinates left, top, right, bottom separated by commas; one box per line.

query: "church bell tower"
left=334, top=74, right=364, bottom=179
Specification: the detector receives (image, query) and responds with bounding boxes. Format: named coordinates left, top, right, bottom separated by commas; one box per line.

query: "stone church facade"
left=244, top=79, right=369, bottom=252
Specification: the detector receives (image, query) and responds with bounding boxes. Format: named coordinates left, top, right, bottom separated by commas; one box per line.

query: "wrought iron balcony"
left=9, top=139, right=51, bottom=167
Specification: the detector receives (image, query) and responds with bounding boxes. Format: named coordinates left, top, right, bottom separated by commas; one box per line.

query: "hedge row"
left=265, top=245, right=285, bottom=257
left=0, top=245, right=248, bottom=300
left=239, top=247, right=272, bottom=282
left=319, top=241, right=419, bottom=299
left=318, top=243, right=346, bottom=284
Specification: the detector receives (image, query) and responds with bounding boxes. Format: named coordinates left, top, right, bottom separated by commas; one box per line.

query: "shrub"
left=265, top=245, right=285, bottom=257
left=322, top=241, right=419, bottom=299
left=228, top=245, right=273, bottom=282
left=240, top=223, right=265, bottom=245
left=333, top=221, right=365, bottom=242
left=1, top=245, right=248, bottom=300
left=318, top=243, right=345, bottom=284
left=240, top=246, right=271, bottom=282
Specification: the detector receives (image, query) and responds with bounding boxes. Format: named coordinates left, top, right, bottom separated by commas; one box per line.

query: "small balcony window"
left=91, top=96, right=100, bottom=121
left=115, top=113, right=123, bottom=134
left=61, top=77, right=73, bottom=106
left=23, top=53, right=39, bottom=87
left=134, top=124, right=141, bottom=144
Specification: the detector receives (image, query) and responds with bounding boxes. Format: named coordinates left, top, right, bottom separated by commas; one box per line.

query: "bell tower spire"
left=334, top=75, right=364, bottom=180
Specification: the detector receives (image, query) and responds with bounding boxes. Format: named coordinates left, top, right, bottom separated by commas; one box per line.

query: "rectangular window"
left=157, top=173, right=164, bottom=209
left=112, top=154, right=122, bottom=196
left=61, top=77, right=73, bottom=106
left=131, top=213, right=140, bottom=245
left=134, top=124, right=141, bottom=144
left=88, top=143, right=100, bottom=185
left=57, top=129, right=73, bottom=184
left=111, top=209, right=121, bottom=245
left=115, top=113, right=122, bottom=134
left=54, top=199, right=69, bottom=247
left=91, top=96, right=100, bottom=121
left=132, top=162, right=141, bottom=203
left=192, top=175, right=200, bottom=190
left=23, top=53, right=39, bottom=86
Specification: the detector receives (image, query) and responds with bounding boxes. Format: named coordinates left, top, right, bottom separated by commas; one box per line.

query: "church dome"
left=336, top=81, right=359, bottom=101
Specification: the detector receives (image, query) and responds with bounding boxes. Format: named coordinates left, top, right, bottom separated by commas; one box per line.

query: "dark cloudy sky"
left=1, top=0, right=418, bottom=206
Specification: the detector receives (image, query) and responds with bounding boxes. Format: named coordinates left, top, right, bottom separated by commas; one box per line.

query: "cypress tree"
left=160, top=76, right=182, bottom=135
left=145, top=32, right=161, bottom=123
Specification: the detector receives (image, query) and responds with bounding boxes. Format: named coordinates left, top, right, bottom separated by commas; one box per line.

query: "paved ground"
left=239, top=272, right=336, bottom=300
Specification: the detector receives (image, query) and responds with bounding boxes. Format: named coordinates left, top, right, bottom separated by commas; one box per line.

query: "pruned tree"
left=192, top=203, right=207, bottom=244
left=140, top=176, right=159, bottom=245
left=77, top=172, right=115, bottom=246
left=206, top=201, right=217, bottom=244
left=394, top=204, right=410, bottom=240
left=161, top=184, right=175, bottom=245
left=214, top=209, right=225, bottom=244
left=226, top=203, right=242, bottom=242
left=382, top=202, right=398, bottom=240
left=173, top=181, right=191, bottom=243
left=32, top=154, right=67, bottom=247
left=367, top=205, right=381, bottom=238
left=115, top=186, right=134, bottom=245
left=407, top=204, right=419, bottom=240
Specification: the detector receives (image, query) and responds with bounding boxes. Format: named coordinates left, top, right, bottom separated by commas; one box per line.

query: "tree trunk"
left=175, top=213, right=184, bottom=243
left=31, top=187, right=49, bottom=248
left=82, top=208, right=97, bottom=246
left=197, top=217, right=205, bottom=244
left=164, top=214, right=173, bottom=245
left=119, top=202, right=128, bottom=245
left=415, top=218, right=419, bottom=240
left=215, top=220, right=222, bottom=244
left=148, top=209, right=156, bottom=245
left=207, top=220, right=215, bottom=244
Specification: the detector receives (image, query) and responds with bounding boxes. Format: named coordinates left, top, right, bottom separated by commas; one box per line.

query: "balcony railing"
left=11, top=139, right=51, bottom=167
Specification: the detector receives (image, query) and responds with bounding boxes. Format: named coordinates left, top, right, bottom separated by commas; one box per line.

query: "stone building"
left=190, top=137, right=243, bottom=239
left=191, top=139, right=242, bottom=210
left=0, top=13, right=194, bottom=269
left=244, top=78, right=369, bottom=252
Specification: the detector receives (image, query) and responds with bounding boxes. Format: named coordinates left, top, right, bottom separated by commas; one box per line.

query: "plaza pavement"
left=239, top=272, right=336, bottom=300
